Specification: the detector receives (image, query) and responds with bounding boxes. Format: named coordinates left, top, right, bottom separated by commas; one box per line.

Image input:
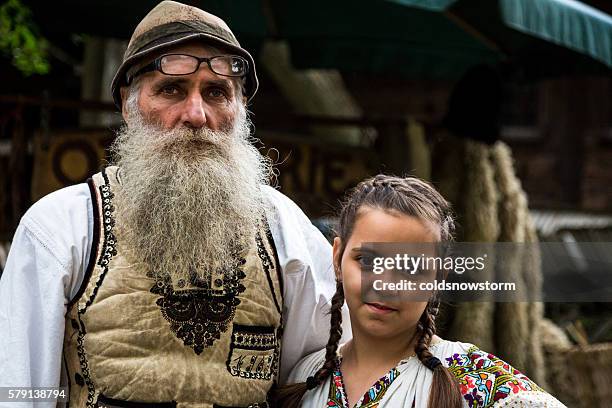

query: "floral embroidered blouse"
left=327, top=358, right=401, bottom=408
left=288, top=339, right=566, bottom=408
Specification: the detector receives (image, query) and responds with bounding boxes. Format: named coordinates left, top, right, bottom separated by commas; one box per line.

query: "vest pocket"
left=96, top=394, right=177, bottom=408
left=226, top=324, right=280, bottom=381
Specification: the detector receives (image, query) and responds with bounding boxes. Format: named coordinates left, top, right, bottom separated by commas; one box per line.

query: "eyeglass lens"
left=160, top=55, right=246, bottom=76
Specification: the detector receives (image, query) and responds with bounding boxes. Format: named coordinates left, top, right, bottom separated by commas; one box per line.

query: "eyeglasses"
left=127, top=54, right=249, bottom=84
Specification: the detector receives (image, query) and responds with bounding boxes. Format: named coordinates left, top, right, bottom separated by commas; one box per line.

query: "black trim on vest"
left=70, top=168, right=118, bottom=407
left=265, top=224, right=284, bottom=306
left=76, top=325, right=96, bottom=407
left=83, top=168, right=117, bottom=312
left=262, top=220, right=285, bottom=383
left=96, top=394, right=176, bottom=408
left=63, top=352, right=72, bottom=408
left=67, top=177, right=101, bottom=311
left=255, top=230, right=282, bottom=316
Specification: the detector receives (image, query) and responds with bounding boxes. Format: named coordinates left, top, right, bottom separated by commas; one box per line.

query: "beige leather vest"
left=63, top=167, right=283, bottom=408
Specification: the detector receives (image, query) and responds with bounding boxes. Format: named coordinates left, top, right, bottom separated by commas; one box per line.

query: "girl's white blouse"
left=289, top=339, right=566, bottom=408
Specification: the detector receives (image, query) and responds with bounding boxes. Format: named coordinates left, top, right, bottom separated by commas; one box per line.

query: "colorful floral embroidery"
left=327, top=359, right=400, bottom=408
left=446, top=346, right=543, bottom=408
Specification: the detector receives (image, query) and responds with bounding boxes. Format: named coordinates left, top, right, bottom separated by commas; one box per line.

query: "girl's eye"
left=357, top=255, right=374, bottom=267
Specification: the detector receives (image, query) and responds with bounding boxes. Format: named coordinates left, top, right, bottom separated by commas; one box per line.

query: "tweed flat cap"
left=111, top=0, right=258, bottom=108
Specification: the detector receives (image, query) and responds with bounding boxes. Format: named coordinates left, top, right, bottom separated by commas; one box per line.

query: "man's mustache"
left=151, top=130, right=226, bottom=157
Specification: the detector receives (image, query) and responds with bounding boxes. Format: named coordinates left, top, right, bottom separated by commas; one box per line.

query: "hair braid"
left=274, top=280, right=344, bottom=407
left=415, top=299, right=439, bottom=366
left=314, top=280, right=344, bottom=383
left=415, top=298, right=463, bottom=408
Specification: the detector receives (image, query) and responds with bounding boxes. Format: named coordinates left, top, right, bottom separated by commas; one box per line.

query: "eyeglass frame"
left=126, top=53, right=249, bottom=85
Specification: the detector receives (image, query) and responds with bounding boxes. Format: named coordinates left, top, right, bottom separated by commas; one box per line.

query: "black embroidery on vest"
left=226, top=324, right=280, bottom=381
left=75, top=169, right=119, bottom=407
left=76, top=324, right=97, bottom=407
left=255, top=230, right=282, bottom=316
left=261, top=220, right=285, bottom=379
left=149, top=257, right=247, bottom=355
left=264, top=221, right=284, bottom=303
left=255, top=222, right=284, bottom=382
left=83, top=169, right=118, bottom=312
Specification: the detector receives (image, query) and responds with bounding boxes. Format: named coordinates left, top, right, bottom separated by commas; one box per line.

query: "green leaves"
left=0, top=0, right=49, bottom=76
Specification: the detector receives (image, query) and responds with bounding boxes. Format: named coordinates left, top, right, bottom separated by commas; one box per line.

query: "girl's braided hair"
left=275, top=175, right=462, bottom=408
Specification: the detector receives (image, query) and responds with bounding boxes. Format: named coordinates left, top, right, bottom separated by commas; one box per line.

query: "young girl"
left=278, top=175, right=565, bottom=408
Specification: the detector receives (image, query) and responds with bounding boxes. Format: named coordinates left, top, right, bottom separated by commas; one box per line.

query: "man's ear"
left=120, top=86, right=130, bottom=122
left=332, top=237, right=343, bottom=280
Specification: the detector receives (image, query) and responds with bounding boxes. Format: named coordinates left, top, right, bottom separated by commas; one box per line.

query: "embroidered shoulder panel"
left=446, top=346, right=543, bottom=408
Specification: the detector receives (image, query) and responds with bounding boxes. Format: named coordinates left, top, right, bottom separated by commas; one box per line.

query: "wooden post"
left=539, top=78, right=589, bottom=207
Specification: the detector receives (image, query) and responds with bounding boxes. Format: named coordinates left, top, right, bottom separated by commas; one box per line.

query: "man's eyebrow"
left=152, top=77, right=189, bottom=88
left=207, top=78, right=235, bottom=92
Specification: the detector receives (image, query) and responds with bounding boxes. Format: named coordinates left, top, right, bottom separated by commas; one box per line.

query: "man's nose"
left=181, top=92, right=207, bottom=129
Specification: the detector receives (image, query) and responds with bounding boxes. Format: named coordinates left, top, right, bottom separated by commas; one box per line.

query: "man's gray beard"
left=110, top=106, right=272, bottom=284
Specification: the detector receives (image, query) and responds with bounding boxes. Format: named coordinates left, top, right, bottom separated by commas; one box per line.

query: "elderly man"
left=0, top=1, right=347, bottom=407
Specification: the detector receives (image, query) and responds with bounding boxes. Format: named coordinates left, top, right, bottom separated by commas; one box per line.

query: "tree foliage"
left=0, top=0, right=49, bottom=76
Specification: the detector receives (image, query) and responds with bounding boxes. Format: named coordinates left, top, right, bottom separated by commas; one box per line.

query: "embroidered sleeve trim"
left=447, top=346, right=543, bottom=408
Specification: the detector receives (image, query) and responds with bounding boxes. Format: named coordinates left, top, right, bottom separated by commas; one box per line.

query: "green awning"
left=388, top=0, right=458, bottom=11
left=500, top=0, right=612, bottom=68
left=387, top=0, right=612, bottom=69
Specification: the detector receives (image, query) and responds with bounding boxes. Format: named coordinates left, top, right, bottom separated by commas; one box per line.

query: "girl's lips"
left=365, top=302, right=397, bottom=314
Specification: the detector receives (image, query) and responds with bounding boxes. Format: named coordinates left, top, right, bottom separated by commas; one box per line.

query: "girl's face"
left=333, top=207, right=439, bottom=341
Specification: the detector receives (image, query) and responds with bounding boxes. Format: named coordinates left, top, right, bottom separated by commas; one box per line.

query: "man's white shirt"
left=0, top=182, right=349, bottom=405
